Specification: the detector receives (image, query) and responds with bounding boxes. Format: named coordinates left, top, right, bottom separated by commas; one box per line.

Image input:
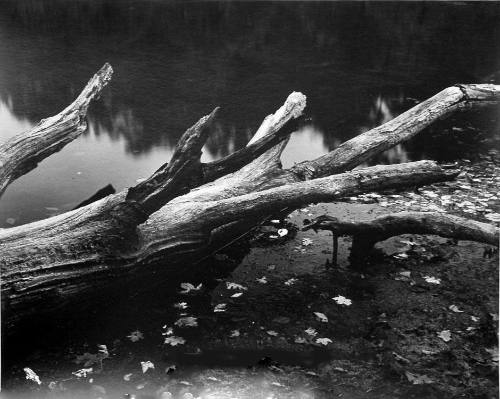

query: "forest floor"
left=2, top=149, right=499, bottom=399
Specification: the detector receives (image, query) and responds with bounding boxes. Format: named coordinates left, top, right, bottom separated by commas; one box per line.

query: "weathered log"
left=303, top=212, right=499, bottom=265
left=0, top=63, right=113, bottom=196
left=291, top=84, right=500, bottom=179
left=303, top=212, right=499, bottom=246
left=1, top=70, right=499, bottom=331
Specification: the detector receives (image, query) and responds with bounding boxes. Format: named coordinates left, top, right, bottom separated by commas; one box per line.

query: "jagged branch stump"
left=0, top=64, right=499, bottom=332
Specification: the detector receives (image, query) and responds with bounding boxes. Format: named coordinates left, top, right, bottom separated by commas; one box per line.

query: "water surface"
left=0, top=1, right=499, bottom=227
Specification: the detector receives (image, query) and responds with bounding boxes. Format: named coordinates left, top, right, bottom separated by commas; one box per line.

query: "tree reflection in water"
left=0, top=0, right=498, bottom=225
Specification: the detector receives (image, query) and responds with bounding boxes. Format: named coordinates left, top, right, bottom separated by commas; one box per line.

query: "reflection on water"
left=0, top=0, right=499, bottom=227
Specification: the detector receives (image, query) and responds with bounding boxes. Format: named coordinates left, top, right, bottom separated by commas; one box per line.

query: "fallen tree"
left=1, top=64, right=499, bottom=331
left=303, top=212, right=499, bottom=265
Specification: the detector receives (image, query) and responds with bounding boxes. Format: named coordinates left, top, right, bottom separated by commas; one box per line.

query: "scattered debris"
left=437, top=330, right=452, bottom=342
left=23, top=368, right=41, bottom=385
left=332, top=295, right=352, bottom=306
left=140, top=361, right=155, bottom=373
left=314, top=312, right=328, bottom=323
left=127, top=330, right=144, bottom=342
left=164, top=336, right=186, bottom=346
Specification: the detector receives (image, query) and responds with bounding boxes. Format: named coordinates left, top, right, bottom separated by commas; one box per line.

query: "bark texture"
left=304, top=212, right=499, bottom=246
left=0, top=63, right=113, bottom=196
left=1, top=64, right=499, bottom=331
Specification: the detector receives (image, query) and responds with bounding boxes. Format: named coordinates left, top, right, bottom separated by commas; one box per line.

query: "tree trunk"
left=1, top=64, right=499, bottom=331
left=303, top=212, right=499, bottom=265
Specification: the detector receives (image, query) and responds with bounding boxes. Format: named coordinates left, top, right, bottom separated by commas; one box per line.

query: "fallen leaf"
left=399, top=271, right=411, bottom=278
left=162, top=326, right=174, bottom=336
left=294, top=337, right=306, bottom=344
left=226, top=282, right=247, bottom=290
left=471, top=316, right=480, bottom=322
left=97, top=345, right=109, bottom=358
left=405, top=371, right=434, bottom=385
left=423, top=276, right=441, bottom=285
left=301, top=238, right=313, bottom=246
left=277, top=228, right=288, bottom=237
left=214, top=303, right=227, bottom=312
left=127, top=330, right=144, bottom=342
left=332, top=295, right=352, bottom=306
left=271, top=381, right=285, bottom=387
left=230, top=330, right=240, bottom=338
left=305, top=327, right=318, bottom=337
left=174, top=302, right=188, bottom=310
left=23, top=368, right=41, bottom=385
left=141, top=361, right=155, bottom=373
left=179, top=381, right=192, bottom=386
left=123, top=373, right=133, bottom=381
left=437, top=330, right=452, bottom=342
left=180, top=282, right=203, bottom=294
left=267, top=330, right=279, bottom=336
left=314, top=312, right=328, bottom=323
left=316, top=337, right=332, bottom=346
left=164, top=336, right=186, bottom=346
left=72, top=368, right=93, bottom=378
left=448, top=305, right=464, bottom=313
left=256, top=276, right=267, bottom=284
left=284, top=278, right=298, bottom=286
left=231, top=292, right=243, bottom=298
left=174, top=317, right=198, bottom=327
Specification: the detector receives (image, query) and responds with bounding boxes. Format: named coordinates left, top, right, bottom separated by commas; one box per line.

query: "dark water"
left=0, top=1, right=499, bottom=227
left=1, top=2, right=500, bottom=397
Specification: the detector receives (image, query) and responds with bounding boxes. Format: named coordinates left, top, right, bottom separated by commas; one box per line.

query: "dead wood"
left=1, top=64, right=499, bottom=330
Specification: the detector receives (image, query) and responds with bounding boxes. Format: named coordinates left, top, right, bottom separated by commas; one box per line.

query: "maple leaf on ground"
left=314, top=312, right=328, bottom=323
left=423, top=276, right=441, bottom=285
left=214, top=303, right=227, bottom=312
left=284, top=278, right=298, bottom=286
left=437, top=330, right=452, bottom=342
left=23, top=368, right=41, bottom=385
left=180, top=283, right=203, bottom=294
left=448, top=305, right=464, bottom=313
left=277, top=228, right=288, bottom=237
left=405, top=371, right=434, bottom=385
left=332, top=295, right=352, bottom=306
left=226, top=282, right=247, bottom=290
left=174, top=317, right=198, bottom=327
left=72, top=368, right=93, bottom=378
left=305, top=327, right=318, bottom=336
left=301, top=238, right=313, bottom=246
left=316, top=337, right=332, bottom=346
left=164, top=336, right=186, bottom=346
left=174, top=302, right=188, bottom=310
left=141, top=361, right=155, bottom=373
left=127, top=330, right=144, bottom=342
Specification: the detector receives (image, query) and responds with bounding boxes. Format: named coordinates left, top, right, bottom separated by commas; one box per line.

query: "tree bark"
left=1, top=65, right=499, bottom=331
left=303, top=212, right=499, bottom=246
left=0, top=63, right=113, bottom=196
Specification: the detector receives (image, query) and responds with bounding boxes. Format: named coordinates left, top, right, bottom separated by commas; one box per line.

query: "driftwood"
left=304, top=212, right=499, bottom=265
left=1, top=64, right=499, bottom=331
